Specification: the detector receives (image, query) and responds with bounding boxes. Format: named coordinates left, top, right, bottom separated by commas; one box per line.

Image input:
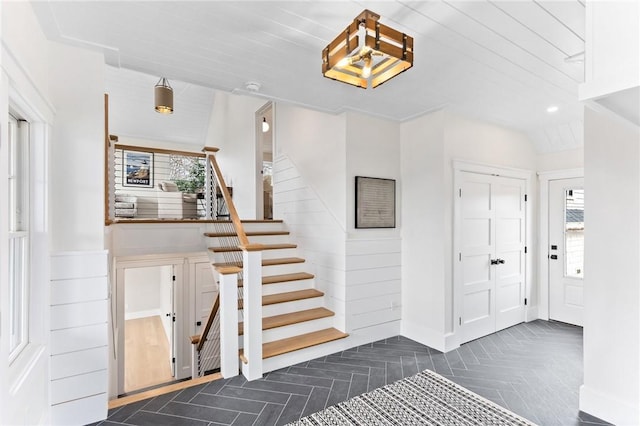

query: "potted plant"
left=175, top=161, right=205, bottom=194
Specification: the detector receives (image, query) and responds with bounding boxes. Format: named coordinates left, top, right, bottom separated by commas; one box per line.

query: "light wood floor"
left=125, top=315, right=174, bottom=393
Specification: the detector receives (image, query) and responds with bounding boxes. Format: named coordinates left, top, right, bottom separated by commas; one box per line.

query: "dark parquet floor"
left=95, top=320, right=610, bottom=426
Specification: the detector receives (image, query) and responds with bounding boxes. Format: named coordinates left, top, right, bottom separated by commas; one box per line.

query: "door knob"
left=491, top=259, right=498, bottom=265
left=497, top=259, right=505, bottom=264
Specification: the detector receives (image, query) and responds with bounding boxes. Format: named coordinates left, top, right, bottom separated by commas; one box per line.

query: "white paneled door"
left=549, top=178, right=584, bottom=326
left=459, top=172, right=527, bottom=344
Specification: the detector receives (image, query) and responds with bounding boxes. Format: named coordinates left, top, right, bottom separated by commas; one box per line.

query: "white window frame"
left=8, top=113, right=30, bottom=363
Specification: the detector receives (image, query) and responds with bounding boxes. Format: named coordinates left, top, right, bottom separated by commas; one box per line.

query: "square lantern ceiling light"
left=322, top=10, right=414, bottom=89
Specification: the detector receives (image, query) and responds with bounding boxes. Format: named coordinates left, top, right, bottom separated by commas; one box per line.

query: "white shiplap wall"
left=273, top=155, right=401, bottom=335
left=346, top=238, right=402, bottom=332
left=50, top=251, right=108, bottom=426
left=273, top=155, right=347, bottom=329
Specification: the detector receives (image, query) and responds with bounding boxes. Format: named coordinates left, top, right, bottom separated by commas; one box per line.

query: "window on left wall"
left=8, top=113, right=30, bottom=362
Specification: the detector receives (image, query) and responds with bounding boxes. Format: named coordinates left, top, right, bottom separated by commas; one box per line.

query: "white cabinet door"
left=459, top=172, right=526, bottom=344
left=549, top=178, right=584, bottom=326
left=194, top=262, right=218, bottom=335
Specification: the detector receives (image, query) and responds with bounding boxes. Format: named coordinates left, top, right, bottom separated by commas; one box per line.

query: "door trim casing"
left=452, top=160, right=534, bottom=349
left=113, top=255, right=188, bottom=396
left=537, top=168, right=584, bottom=321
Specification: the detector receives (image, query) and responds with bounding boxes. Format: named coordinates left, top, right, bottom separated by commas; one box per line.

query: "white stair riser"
left=261, top=316, right=335, bottom=343
left=241, top=223, right=287, bottom=233
left=209, top=258, right=305, bottom=273
left=208, top=247, right=297, bottom=260
left=245, top=235, right=291, bottom=245
left=261, top=279, right=314, bottom=296
left=205, top=234, right=289, bottom=243
left=260, top=263, right=307, bottom=276
left=236, top=296, right=325, bottom=321
left=261, top=336, right=354, bottom=374
left=261, top=249, right=298, bottom=260
left=262, top=296, right=324, bottom=317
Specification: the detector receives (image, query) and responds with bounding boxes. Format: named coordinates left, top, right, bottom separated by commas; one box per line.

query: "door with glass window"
left=549, top=178, right=584, bottom=326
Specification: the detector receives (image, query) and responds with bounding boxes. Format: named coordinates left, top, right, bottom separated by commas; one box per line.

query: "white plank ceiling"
left=31, top=0, right=586, bottom=152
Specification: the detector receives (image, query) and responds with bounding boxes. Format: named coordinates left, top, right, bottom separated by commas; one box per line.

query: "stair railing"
left=192, top=148, right=263, bottom=381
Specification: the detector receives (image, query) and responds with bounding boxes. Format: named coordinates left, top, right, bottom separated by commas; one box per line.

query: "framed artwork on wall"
left=355, top=176, right=396, bottom=228
left=123, top=150, right=154, bottom=188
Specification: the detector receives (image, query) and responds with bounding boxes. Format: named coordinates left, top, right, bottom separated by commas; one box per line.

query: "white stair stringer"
left=204, top=219, right=349, bottom=374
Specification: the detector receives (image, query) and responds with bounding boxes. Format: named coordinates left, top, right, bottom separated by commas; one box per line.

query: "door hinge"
left=459, top=188, right=462, bottom=198
left=459, top=252, right=462, bottom=261
left=172, top=357, right=175, bottom=364
left=172, top=275, right=176, bottom=281
left=524, top=298, right=528, bottom=306
left=172, top=315, right=176, bottom=322
left=524, top=246, right=528, bottom=254
left=524, top=194, right=528, bottom=202
left=459, top=317, right=462, bottom=326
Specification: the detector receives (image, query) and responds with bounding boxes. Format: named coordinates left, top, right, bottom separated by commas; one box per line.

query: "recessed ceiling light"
left=547, top=105, right=559, bottom=113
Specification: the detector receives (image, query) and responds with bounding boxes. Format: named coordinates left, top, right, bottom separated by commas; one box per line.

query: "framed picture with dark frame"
left=123, top=150, right=154, bottom=188
left=355, top=176, right=396, bottom=228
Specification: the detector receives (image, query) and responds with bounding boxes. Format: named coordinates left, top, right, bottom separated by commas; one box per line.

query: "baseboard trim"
left=109, top=373, right=222, bottom=409
left=444, top=332, right=459, bottom=352
left=579, top=384, right=639, bottom=425
left=525, top=306, right=539, bottom=322
left=124, top=309, right=162, bottom=321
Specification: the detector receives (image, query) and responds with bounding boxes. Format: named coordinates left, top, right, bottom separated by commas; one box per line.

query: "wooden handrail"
left=196, top=293, right=220, bottom=352
left=114, top=143, right=206, bottom=158
left=207, top=154, right=250, bottom=247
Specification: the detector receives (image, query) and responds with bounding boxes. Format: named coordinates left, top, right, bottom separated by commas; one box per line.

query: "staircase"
left=205, top=219, right=348, bottom=372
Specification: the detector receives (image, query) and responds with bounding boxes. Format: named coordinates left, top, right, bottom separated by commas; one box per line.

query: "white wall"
left=1, top=3, right=54, bottom=425
left=124, top=267, right=162, bottom=319
left=344, top=112, right=402, bottom=333
left=48, top=42, right=105, bottom=252
left=400, top=110, right=537, bottom=351
left=205, top=91, right=266, bottom=219
left=579, top=107, right=640, bottom=425
left=581, top=1, right=639, bottom=101
left=50, top=251, right=108, bottom=426
left=275, top=103, right=347, bottom=228
left=273, top=105, right=404, bottom=337
left=110, top=223, right=208, bottom=257
left=580, top=1, right=639, bottom=126
left=273, top=104, right=348, bottom=329
left=537, top=148, right=584, bottom=172
left=400, top=110, right=447, bottom=349
left=1, top=4, right=107, bottom=424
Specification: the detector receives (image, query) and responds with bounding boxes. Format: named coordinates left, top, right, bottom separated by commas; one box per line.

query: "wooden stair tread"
left=238, top=272, right=315, bottom=287
left=238, top=289, right=324, bottom=309
left=239, top=328, right=349, bottom=361
left=262, top=272, right=314, bottom=285
left=209, top=243, right=297, bottom=253
left=238, top=307, right=334, bottom=335
left=212, top=257, right=305, bottom=268
left=263, top=289, right=323, bottom=305
left=204, top=231, right=290, bottom=237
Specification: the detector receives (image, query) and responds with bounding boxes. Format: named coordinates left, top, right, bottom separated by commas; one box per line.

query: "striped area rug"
left=288, top=369, right=536, bottom=425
